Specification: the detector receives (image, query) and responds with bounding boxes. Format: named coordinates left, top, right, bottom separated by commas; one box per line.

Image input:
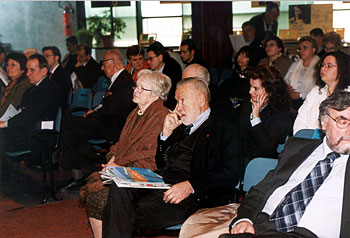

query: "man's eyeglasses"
left=327, top=114, right=350, bottom=129
left=132, top=83, right=152, bottom=93
left=321, top=63, right=337, bottom=69
left=146, top=55, right=158, bottom=62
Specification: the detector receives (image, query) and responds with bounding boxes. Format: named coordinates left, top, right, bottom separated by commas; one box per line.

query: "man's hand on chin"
left=163, top=181, right=193, bottom=204
left=0, top=121, right=6, bottom=128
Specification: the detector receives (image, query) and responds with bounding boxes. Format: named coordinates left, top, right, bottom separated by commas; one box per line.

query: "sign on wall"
left=289, top=4, right=333, bottom=38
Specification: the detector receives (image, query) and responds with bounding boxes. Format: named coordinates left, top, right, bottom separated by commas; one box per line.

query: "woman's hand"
left=251, top=90, right=268, bottom=119
left=288, top=85, right=300, bottom=100
left=101, top=161, right=120, bottom=172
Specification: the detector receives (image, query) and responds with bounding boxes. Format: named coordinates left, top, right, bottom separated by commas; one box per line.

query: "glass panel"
left=141, top=1, right=182, bottom=17
left=142, top=17, right=183, bottom=46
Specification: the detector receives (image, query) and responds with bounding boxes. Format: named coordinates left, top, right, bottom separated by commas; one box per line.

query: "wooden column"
left=192, top=2, right=233, bottom=72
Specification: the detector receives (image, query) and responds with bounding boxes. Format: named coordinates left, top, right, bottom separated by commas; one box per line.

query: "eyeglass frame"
left=327, top=113, right=350, bottom=129
left=321, top=62, right=337, bottom=70
left=146, top=55, right=158, bottom=62
left=132, top=83, right=152, bottom=93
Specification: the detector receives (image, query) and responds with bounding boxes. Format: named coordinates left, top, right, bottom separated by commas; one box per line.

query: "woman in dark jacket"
left=239, top=65, right=293, bottom=166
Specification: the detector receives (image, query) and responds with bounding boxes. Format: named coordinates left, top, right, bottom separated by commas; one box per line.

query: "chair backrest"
left=93, top=76, right=110, bottom=93
left=92, top=91, right=105, bottom=108
left=209, top=67, right=219, bottom=85
left=218, top=69, right=233, bottom=86
left=294, top=129, right=315, bottom=139
left=243, top=157, right=278, bottom=192
left=55, top=107, right=62, bottom=132
left=70, top=88, right=93, bottom=110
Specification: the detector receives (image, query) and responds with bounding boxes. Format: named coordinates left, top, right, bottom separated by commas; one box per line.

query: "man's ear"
left=159, top=54, right=163, bottom=62
left=320, top=118, right=327, bottom=131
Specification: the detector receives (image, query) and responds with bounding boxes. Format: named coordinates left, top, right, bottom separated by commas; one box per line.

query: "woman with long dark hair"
left=239, top=65, right=293, bottom=165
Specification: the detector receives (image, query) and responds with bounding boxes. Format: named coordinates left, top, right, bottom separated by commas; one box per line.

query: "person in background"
left=241, top=21, right=266, bottom=63
left=61, top=35, right=78, bottom=75
left=258, top=36, right=292, bottom=78
left=23, top=48, right=40, bottom=59
left=239, top=66, right=293, bottom=166
left=249, top=2, right=280, bottom=43
left=42, top=46, right=72, bottom=111
left=284, top=36, right=319, bottom=113
left=73, top=44, right=103, bottom=90
left=180, top=39, right=207, bottom=68
left=220, top=46, right=256, bottom=102
left=322, top=31, right=342, bottom=53
left=310, top=28, right=325, bottom=57
left=125, top=45, right=149, bottom=82
left=293, top=51, right=350, bottom=135
left=0, top=45, right=6, bottom=70
left=81, top=69, right=171, bottom=238
left=60, top=49, right=136, bottom=191
left=147, top=41, right=182, bottom=110
left=0, top=53, right=31, bottom=117
left=0, top=54, right=60, bottom=165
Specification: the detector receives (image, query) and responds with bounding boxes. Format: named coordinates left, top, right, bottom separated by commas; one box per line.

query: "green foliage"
left=75, top=29, right=93, bottom=46
left=87, top=10, right=127, bottom=46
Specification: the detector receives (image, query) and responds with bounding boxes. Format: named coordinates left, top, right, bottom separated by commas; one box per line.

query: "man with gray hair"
left=218, top=91, right=350, bottom=237
left=60, top=49, right=136, bottom=190
left=102, top=77, right=242, bottom=237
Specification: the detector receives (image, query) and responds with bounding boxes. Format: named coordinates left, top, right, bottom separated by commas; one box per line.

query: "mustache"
left=334, top=136, right=350, bottom=146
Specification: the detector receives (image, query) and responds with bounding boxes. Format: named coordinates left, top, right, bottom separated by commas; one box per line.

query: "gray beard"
left=326, top=134, right=350, bottom=155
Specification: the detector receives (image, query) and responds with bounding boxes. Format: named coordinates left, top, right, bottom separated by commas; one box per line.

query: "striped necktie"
left=270, top=152, right=340, bottom=232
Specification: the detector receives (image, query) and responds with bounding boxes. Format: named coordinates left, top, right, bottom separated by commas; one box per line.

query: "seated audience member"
left=180, top=39, right=207, bottom=68
left=0, top=54, right=60, bottom=162
left=293, top=51, right=350, bottom=135
left=0, top=45, right=6, bottom=70
left=102, top=78, right=242, bottom=237
left=80, top=69, right=171, bottom=238
left=310, top=28, right=325, bottom=57
left=23, top=48, right=40, bottom=59
left=220, top=46, right=256, bottom=102
left=42, top=46, right=72, bottom=111
left=284, top=36, right=319, bottom=112
left=0, top=53, right=31, bottom=117
left=183, top=64, right=235, bottom=118
left=60, top=49, right=136, bottom=190
left=218, top=91, right=350, bottom=238
left=240, top=21, right=266, bottom=63
left=249, top=2, right=279, bottom=43
left=73, top=44, right=103, bottom=90
left=258, top=36, right=292, bottom=78
left=61, top=35, right=78, bottom=75
left=322, top=31, right=342, bottom=53
left=147, top=41, right=182, bottom=110
left=125, top=45, right=149, bottom=82
left=239, top=66, right=293, bottom=165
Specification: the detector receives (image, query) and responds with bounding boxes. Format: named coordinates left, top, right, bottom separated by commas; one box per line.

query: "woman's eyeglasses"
left=132, top=83, right=152, bottom=93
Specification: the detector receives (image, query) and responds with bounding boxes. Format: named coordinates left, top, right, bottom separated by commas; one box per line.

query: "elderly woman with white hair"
left=80, top=69, right=171, bottom=238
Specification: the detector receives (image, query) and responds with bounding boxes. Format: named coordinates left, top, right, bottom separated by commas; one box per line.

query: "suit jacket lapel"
left=340, top=155, right=350, bottom=237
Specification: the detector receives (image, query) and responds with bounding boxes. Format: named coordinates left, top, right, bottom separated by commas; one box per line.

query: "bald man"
left=183, top=64, right=235, bottom=118
left=60, top=49, right=136, bottom=190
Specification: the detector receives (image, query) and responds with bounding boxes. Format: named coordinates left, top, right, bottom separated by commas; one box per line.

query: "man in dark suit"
left=102, top=78, right=242, bottom=238
left=73, top=44, right=103, bottom=89
left=249, top=3, right=279, bottom=43
left=60, top=49, right=136, bottom=190
left=61, top=35, right=78, bottom=76
left=42, top=46, right=72, bottom=111
left=147, top=41, right=182, bottom=110
left=0, top=54, right=60, bottom=160
left=220, top=91, right=350, bottom=237
left=180, top=39, right=208, bottom=68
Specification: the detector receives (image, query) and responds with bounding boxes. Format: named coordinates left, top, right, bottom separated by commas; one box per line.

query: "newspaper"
left=100, top=166, right=171, bottom=189
left=229, top=34, right=247, bottom=51
left=0, top=104, right=21, bottom=121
